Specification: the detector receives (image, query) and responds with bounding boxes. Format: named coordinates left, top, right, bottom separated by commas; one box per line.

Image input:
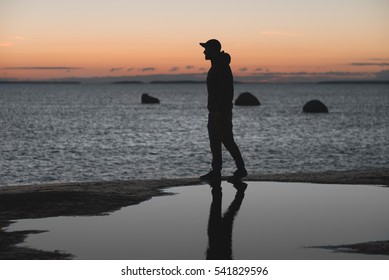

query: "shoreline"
left=1, top=168, right=388, bottom=259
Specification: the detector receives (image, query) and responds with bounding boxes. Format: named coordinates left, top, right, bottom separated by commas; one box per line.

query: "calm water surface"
left=1, top=83, right=388, bottom=186
left=7, top=182, right=389, bottom=259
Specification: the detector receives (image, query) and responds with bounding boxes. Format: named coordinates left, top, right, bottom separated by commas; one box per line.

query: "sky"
left=1, top=0, right=389, bottom=82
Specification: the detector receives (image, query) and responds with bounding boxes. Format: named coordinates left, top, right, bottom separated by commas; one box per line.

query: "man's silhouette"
left=199, top=39, right=247, bottom=181
left=206, top=179, right=247, bottom=259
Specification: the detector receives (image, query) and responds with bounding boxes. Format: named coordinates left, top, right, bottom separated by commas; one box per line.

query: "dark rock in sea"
left=141, top=93, right=160, bottom=104
left=303, top=100, right=328, bottom=113
left=234, top=92, right=260, bottom=106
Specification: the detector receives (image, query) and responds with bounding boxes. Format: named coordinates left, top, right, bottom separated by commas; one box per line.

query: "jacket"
left=207, top=51, right=234, bottom=112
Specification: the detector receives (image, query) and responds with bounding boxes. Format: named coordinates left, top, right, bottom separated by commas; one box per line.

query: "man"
left=199, top=39, right=247, bottom=181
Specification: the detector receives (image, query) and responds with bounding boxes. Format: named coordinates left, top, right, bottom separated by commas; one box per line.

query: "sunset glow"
left=1, top=0, right=388, bottom=82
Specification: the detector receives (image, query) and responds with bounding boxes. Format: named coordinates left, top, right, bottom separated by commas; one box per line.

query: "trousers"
left=207, top=111, right=245, bottom=171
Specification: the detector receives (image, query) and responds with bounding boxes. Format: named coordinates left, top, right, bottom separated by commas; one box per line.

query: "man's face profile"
left=203, top=47, right=218, bottom=60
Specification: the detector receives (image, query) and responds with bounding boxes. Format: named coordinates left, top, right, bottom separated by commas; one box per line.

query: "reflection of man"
left=199, top=39, right=247, bottom=181
left=206, top=180, right=247, bottom=260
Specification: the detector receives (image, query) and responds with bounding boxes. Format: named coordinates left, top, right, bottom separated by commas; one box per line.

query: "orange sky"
left=1, top=0, right=388, bottom=81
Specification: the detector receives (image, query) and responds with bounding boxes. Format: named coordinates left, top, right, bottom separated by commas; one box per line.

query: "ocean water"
left=1, top=83, right=388, bottom=186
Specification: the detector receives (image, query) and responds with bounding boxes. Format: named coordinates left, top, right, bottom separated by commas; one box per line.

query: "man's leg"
left=224, top=136, right=245, bottom=171
left=208, top=113, right=222, bottom=171
left=216, top=112, right=245, bottom=171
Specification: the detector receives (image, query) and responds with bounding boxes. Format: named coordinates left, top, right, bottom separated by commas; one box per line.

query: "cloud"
left=140, top=67, right=156, bottom=72
left=261, top=31, right=303, bottom=37
left=250, top=71, right=372, bottom=77
left=12, top=36, right=25, bottom=40
left=0, top=36, right=26, bottom=47
left=368, top=58, right=389, bottom=61
left=169, top=67, right=180, bottom=72
left=239, top=67, right=248, bottom=72
left=110, top=68, right=122, bottom=72
left=350, top=62, right=389, bottom=67
left=0, top=42, right=14, bottom=47
left=127, top=68, right=134, bottom=71
left=294, top=71, right=346, bottom=76
left=3, top=66, right=83, bottom=70
left=186, top=65, right=195, bottom=70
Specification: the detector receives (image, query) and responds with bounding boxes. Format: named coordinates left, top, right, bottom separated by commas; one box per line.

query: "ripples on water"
left=0, top=83, right=388, bottom=186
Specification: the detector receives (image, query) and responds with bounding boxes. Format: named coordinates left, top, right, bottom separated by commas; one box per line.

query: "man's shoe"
left=227, top=168, right=248, bottom=181
left=200, top=169, right=221, bottom=181
left=232, top=181, right=248, bottom=193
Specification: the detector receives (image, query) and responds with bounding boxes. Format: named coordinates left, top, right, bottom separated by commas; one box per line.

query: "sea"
left=1, top=82, right=388, bottom=186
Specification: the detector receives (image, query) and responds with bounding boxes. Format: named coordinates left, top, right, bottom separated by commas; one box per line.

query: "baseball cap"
left=199, top=39, right=221, bottom=51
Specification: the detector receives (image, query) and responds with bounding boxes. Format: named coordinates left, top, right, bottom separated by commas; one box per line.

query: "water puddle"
left=7, top=181, right=389, bottom=259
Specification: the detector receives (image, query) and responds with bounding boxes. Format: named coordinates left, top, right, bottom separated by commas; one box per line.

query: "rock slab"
left=234, top=92, right=260, bottom=106
left=303, top=100, right=328, bottom=113
left=142, top=93, right=160, bottom=104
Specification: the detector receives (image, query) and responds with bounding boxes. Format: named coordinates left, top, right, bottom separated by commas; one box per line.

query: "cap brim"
left=199, top=42, right=206, bottom=48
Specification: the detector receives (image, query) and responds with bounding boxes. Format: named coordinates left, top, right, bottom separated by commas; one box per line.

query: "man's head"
left=200, top=39, right=221, bottom=60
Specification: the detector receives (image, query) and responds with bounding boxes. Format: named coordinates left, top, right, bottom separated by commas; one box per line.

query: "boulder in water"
left=141, top=93, right=160, bottom=104
left=303, top=100, right=328, bottom=113
left=234, top=92, right=260, bottom=106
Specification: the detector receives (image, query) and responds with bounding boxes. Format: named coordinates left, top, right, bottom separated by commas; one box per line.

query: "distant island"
left=150, top=80, right=205, bottom=84
left=318, top=80, right=389, bottom=84
left=0, top=80, right=81, bottom=84
left=149, top=80, right=244, bottom=84
left=111, top=81, right=144, bottom=84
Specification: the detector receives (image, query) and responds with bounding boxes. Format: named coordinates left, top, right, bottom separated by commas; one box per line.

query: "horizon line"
left=1, top=79, right=389, bottom=85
